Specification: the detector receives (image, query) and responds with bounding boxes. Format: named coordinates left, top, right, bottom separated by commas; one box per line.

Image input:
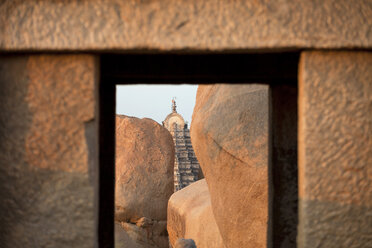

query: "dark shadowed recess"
left=99, top=53, right=299, bottom=248
left=98, top=72, right=116, bottom=248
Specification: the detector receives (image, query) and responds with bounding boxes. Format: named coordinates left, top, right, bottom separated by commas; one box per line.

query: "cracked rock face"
left=190, top=84, right=269, bottom=248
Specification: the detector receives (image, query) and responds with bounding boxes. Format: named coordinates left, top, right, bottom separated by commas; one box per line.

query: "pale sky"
left=116, top=84, right=198, bottom=124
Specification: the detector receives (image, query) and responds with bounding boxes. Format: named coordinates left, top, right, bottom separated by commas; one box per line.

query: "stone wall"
left=0, top=55, right=98, bottom=248
left=298, top=51, right=372, bottom=247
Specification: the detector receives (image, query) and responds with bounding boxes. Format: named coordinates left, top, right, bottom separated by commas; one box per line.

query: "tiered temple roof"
left=163, top=99, right=202, bottom=191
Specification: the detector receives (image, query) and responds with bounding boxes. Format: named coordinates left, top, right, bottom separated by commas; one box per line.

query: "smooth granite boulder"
left=190, top=84, right=269, bottom=248
left=115, top=115, right=174, bottom=222
left=168, top=179, right=224, bottom=248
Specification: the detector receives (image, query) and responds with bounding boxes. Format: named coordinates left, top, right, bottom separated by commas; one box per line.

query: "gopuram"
left=163, top=99, right=202, bottom=191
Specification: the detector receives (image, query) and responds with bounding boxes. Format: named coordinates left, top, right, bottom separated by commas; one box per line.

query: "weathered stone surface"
left=115, top=220, right=168, bottom=248
left=168, top=179, right=224, bottom=248
left=115, top=115, right=174, bottom=222
left=0, top=0, right=371, bottom=51
left=175, top=239, right=197, bottom=248
left=0, top=55, right=97, bottom=247
left=298, top=51, right=372, bottom=247
left=190, top=84, right=269, bottom=248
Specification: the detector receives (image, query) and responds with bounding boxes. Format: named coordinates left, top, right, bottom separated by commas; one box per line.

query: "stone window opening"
left=100, top=53, right=299, bottom=248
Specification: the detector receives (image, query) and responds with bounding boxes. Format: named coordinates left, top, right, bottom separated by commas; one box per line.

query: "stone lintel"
left=0, top=0, right=371, bottom=52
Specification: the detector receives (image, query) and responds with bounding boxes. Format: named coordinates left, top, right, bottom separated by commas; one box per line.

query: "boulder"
left=168, top=179, right=224, bottom=248
left=115, top=223, right=146, bottom=248
left=175, top=239, right=197, bottom=248
left=115, top=115, right=175, bottom=222
left=190, top=84, right=269, bottom=248
left=115, top=220, right=168, bottom=248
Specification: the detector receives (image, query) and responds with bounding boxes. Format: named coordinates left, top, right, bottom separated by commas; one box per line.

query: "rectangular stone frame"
left=0, top=1, right=370, bottom=247
left=101, top=53, right=299, bottom=247
left=3, top=52, right=369, bottom=247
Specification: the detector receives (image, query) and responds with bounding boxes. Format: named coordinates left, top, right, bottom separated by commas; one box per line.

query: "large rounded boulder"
left=167, top=179, right=224, bottom=248
left=190, top=84, right=269, bottom=248
left=115, top=115, right=174, bottom=222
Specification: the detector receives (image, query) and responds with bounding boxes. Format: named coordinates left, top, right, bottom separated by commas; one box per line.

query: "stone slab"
left=0, top=55, right=98, bottom=247
left=0, top=0, right=371, bottom=51
left=298, top=51, right=372, bottom=247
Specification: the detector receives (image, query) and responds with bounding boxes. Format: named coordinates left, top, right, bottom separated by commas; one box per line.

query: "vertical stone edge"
left=267, top=86, right=274, bottom=248
left=298, top=51, right=307, bottom=248
left=89, top=56, right=100, bottom=248
left=298, top=51, right=372, bottom=247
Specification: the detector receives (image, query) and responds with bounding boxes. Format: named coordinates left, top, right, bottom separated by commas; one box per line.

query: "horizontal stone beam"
left=0, top=0, right=371, bottom=51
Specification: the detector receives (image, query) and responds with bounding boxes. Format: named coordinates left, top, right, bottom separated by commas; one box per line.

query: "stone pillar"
left=298, top=51, right=372, bottom=247
left=0, top=55, right=99, bottom=247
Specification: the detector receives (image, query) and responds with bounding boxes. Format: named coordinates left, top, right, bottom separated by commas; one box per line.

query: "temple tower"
left=163, top=99, right=202, bottom=191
